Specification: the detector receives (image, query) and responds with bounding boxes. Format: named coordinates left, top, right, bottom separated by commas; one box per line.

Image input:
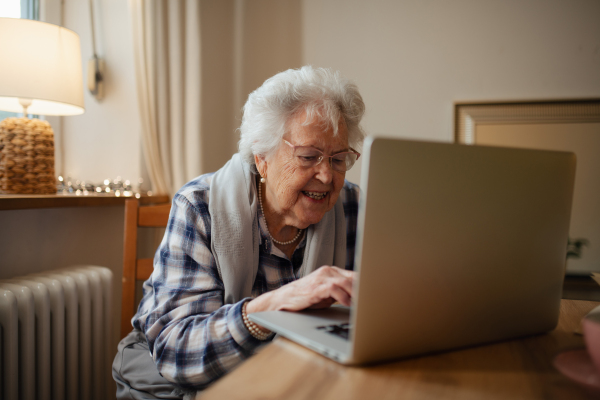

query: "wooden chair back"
left=121, top=198, right=171, bottom=339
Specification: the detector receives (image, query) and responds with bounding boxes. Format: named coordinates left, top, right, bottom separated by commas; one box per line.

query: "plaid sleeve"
left=134, top=176, right=266, bottom=390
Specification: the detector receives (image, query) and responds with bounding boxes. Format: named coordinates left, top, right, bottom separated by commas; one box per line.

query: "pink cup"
left=583, top=305, right=600, bottom=373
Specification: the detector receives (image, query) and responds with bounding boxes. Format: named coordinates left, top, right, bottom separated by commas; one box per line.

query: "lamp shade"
left=0, top=17, right=84, bottom=116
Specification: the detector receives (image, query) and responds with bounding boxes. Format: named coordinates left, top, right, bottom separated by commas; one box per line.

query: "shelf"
left=0, top=193, right=170, bottom=210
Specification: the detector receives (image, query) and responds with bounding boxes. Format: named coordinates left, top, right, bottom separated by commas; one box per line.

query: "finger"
left=336, top=269, right=355, bottom=279
left=274, top=268, right=354, bottom=311
left=327, top=274, right=354, bottom=299
left=313, top=269, right=354, bottom=300
left=308, top=297, right=336, bottom=309
left=317, top=266, right=354, bottom=285
left=327, top=285, right=352, bottom=307
left=321, top=265, right=355, bottom=281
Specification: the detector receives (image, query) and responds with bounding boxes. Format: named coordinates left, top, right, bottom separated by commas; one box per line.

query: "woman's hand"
left=246, top=266, right=355, bottom=314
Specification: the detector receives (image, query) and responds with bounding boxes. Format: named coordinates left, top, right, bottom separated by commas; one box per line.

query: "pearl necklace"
left=258, top=180, right=303, bottom=245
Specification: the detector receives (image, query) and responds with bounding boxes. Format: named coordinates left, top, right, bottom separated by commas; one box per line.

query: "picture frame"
left=454, top=99, right=600, bottom=275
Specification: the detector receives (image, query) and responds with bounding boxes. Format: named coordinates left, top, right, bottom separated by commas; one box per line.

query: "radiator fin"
left=0, top=266, right=113, bottom=400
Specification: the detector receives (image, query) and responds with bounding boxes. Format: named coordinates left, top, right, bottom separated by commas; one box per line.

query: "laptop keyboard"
left=316, top=323, right=351, bottom=340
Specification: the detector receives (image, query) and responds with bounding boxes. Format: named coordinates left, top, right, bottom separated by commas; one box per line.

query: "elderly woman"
left=113, top=66, right=366, bottom=399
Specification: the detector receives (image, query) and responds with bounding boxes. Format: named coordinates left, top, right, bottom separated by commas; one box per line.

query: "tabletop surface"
left=200, top=299, right=599, bottom=400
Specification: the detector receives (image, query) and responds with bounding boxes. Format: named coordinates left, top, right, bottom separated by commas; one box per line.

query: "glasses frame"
left=282, top=139, right=361, bottom=172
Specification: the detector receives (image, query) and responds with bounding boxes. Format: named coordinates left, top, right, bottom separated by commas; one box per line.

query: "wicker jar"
left=0, top=117, right=56, bottom=194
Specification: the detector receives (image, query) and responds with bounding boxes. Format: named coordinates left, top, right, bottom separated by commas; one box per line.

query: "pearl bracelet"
left=242, top=301, right=272, bottom=341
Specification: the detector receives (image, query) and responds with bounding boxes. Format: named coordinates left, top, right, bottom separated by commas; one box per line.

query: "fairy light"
left=56, top=175, right=153, bottom=198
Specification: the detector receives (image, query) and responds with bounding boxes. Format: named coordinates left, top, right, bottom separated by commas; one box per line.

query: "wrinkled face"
left=255, top=110, right=348, bottom=229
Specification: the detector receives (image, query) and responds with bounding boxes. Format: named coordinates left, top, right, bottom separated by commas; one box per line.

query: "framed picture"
left=455, top=99, right=600, bottom=275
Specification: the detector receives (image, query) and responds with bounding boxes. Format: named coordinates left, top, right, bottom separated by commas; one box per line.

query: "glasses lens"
left=292, top=143, right=358, bottom=172
left=294, top=147, right=323, bottom=167
left=332, top=153, right=358, bottom=172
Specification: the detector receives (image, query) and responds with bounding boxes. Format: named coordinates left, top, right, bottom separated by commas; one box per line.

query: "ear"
left=254, top=154, right=267, bottom=178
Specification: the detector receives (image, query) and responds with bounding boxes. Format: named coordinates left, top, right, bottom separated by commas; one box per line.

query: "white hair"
left=238, top=66, right=366, bottom=171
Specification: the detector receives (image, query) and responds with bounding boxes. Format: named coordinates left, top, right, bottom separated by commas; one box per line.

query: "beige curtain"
left=130, top=0, right=202, bottom=196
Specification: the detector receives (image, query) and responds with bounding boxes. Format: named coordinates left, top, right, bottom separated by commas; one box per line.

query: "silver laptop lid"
left=350, top=137, right=576, bottom=364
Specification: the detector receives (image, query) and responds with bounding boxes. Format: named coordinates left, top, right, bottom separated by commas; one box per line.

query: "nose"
left=314, top=157, right=333, bottom=184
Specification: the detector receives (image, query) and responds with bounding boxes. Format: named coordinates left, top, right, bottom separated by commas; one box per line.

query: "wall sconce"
left=0, top=17, right=84, bottom=194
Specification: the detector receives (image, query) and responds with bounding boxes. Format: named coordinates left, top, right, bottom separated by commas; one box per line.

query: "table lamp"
left=0, top=17, right=84, bottom=194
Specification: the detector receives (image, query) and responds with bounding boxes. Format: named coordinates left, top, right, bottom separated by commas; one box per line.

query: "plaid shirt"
left=133, top=173, right=360, bottom=390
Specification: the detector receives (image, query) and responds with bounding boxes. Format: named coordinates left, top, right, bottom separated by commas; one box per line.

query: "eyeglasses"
left=283, top=139, right=361, bottom=172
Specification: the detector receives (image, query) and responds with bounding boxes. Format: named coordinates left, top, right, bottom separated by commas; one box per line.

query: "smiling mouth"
left=302, top=191, right=328, bottom=200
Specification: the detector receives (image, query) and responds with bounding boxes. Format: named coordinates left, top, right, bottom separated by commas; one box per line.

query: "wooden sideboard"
left=0, top=193, right=169, bottom=210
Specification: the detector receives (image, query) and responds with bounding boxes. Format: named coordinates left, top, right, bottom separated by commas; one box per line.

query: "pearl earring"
left=260, top=177, right=266, bottom=183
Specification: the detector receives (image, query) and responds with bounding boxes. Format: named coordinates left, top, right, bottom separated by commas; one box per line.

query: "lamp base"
left=0, top=117, right=56, bottom=194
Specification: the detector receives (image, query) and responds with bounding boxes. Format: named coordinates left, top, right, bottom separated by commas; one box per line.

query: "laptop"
left=250, top=137, right=576, bottom=365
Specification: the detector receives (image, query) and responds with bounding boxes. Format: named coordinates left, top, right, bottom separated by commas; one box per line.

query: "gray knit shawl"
left=208, top=153, right=347, bottom=304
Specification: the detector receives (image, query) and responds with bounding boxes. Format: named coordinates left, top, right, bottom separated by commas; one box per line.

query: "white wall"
left=59, top=0, right=142, bottom=184
left=302, top=0, right=600, bottom=184
left=51, top=0, right=600, bottom=187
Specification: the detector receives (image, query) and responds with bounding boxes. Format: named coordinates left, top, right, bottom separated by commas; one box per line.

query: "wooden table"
left=200, top=300, right=599, bottom=400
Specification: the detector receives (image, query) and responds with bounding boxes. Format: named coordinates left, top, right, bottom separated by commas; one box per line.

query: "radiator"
left=0, top=265, right=113, bottom=400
